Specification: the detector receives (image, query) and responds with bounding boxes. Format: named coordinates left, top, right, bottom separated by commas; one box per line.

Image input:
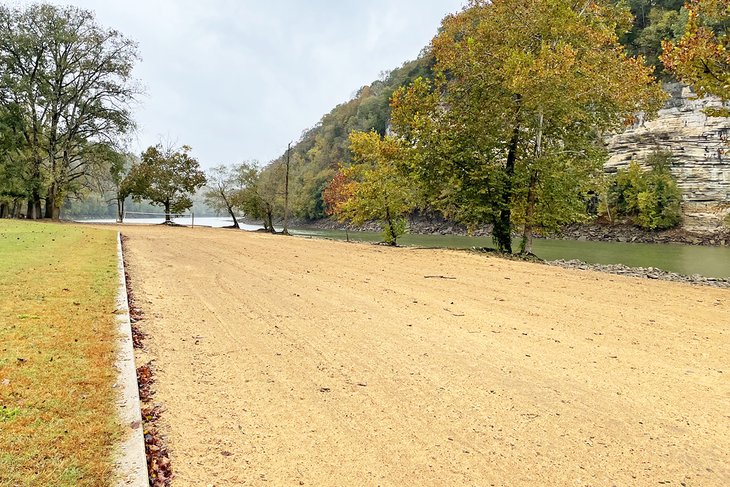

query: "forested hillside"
left=262, top=0, right=689, bottom=222
left=277, top=57, right=435, bottom=220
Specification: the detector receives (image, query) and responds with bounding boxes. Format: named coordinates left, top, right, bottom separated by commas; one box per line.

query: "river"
left=79, top=216, right=730, bottom=279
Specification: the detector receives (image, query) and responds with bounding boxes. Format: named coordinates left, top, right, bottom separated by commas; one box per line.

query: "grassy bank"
left=0, top=221, right=120, bottom=486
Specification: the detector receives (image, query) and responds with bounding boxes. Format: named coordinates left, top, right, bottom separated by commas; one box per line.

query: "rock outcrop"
left=606, top=83, right=730, bottom=233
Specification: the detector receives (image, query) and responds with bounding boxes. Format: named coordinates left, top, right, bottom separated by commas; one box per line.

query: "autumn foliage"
left=662, top=0, right=730, bottom=113
left=323, top=131, right=420, bottom=245
left=322, top=169, right=354, bottom=217
left=386, top=0, right=666, bottom=253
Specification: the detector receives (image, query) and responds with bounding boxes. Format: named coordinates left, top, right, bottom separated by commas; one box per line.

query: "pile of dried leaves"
left=137, top=363, right=173, bottom=486
left=122, top=234, right=173, bottom=487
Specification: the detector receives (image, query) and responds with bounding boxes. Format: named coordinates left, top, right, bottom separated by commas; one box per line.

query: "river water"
left=79, top=217, right=730, bottom=279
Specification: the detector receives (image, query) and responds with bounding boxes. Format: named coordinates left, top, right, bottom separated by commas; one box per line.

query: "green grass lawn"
left=0, top=220, right=121, bottom=486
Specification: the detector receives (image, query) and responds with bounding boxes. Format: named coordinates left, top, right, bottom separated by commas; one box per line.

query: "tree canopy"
left=254, top=0, right=689, bottom=231
left=662, top=0, right=730, bottom=113
left=324, top=131, right=421, bottom=245
left=204, top=165, right=244, bottom=229
left=124, top=144, right=207, bottom=223
left=387, top=0, right=665, bottom=253
left=0, top=3, right=140, bottom=219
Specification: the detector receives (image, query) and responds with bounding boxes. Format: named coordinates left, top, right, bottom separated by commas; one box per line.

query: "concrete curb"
left=114, top=232, right=149, bottom=486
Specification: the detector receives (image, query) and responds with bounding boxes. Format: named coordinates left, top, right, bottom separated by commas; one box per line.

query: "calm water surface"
left=78, top=217, right=730, bottom=279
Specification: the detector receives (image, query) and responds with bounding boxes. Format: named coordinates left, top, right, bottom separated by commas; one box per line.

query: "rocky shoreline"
left=297, top=216, right=730, bottom=247
left=554, top=223, right=729, bottom=247
left=271, top=217, right=730, bottom=288
left=546, top=259, right=730, bottom=289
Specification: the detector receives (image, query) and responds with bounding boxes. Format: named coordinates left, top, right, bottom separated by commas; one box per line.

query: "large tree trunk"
left=43, top=198, right=62, bottom=220
left=520, top=110, right=542, bottom=256
left=492, top=96, right=521, bottom=254
left=493, top=124, right=519, bottom=253
left=45, top=196, right=53, bottom=219
left=26, top=197, right=35, bottom=219
left=0, top=203, right=7, bottom=219
left=227, top=206, right=240, bottom=229
left=221, top=193, right=239, bottom=229
left=164, top=199, right=172, bottom=223
left=26, top=190, right=42, bottom=220
left=266, top=208, right=275, bottom=234
left=44, top=183, right=62, bottom=220
left=520, top=173, right=538, bottom=255
left=117, top=197, right=125, bottom=223
left=384, top=206, right=397, bottom=246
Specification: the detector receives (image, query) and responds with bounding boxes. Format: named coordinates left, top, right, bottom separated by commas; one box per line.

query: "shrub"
left=606, top=151, right=682, bottom=230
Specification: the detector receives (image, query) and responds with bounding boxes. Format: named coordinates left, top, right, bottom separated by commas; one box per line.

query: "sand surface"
left=119, top=225, right=729, bottom=486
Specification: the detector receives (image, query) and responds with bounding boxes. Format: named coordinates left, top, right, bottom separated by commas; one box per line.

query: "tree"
left=605, top=151, right=683, bottom=229
left=110, top=154, right=133, bottom=223
left=324, top=131, right=421, bottom=245
left=622, top=0, right=687, bottom=75
left=65, top=142, right=131, bottom=222
left=391, top=0, right=666, bottom=253
left=322, top=169, right=354, bottom=219
left=230, top=161, right=281, bottom=233
left=0, top=4, right=140, bottom=219
left=0, top=103, right=26, bottom=217
left=82, top=146, right=134, bottom=223
left=204, top=164, right=242, bottom=229
left=124, top=144, right=206, bottom=223
left=662, top=0, right=730, bottom=114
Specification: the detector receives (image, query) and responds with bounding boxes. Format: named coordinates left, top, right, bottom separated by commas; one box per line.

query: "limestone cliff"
left=606, top=83, right=730, bottom=233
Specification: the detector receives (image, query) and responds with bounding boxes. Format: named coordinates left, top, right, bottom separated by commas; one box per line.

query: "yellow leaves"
left=661, top=0, right=730, bottom=102
left=325, top=131, right=420, bottom=234
left=427, top=0, right=663, bottom=125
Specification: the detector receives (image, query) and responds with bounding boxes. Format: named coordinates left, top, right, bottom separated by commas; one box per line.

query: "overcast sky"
left=16, top=0, right=465, bottom=168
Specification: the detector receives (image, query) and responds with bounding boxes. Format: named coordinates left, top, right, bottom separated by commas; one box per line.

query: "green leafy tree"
left=64, top=142, right=132, bottom=222
left=391, top=0, right=666, bottom=253
left=606, top=152, right=683, bottom=229
left=77, top=146, right=135, bottom=222
left=0, top=104, right=27, bottom=217
left=230, top=161, right=282, bottom=233
left=0, top=4, right=140, bottom=219
left=324, top=131, right=421, bottom=245
left=124, top=144, right=206, bottom=223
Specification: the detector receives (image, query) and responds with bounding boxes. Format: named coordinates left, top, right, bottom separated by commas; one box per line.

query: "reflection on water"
left=78, top=218, right=730, bottom=279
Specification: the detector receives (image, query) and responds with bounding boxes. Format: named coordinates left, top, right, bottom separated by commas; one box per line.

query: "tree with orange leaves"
left=323, top=131, right=421, bottom=245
